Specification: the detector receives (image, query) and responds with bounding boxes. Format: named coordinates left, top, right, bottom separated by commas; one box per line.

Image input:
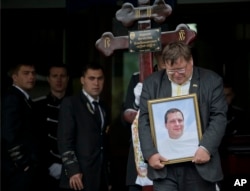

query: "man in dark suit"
left=34, top=63, right=70, bottom=191
left=57, top=63, right=111, bottom=191
left=138, top=41, right=228, bottom=191
left=2, top=62, right=42, bottom=191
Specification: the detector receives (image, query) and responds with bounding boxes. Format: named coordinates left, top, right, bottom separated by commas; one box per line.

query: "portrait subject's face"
left=165, top=111, right=184, bottom=139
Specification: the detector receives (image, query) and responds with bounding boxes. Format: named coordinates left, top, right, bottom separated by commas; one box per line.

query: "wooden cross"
left=96, top=1, right=196, bottom=190
left=95, top=23, right=196, bottom=57
left=96, top=0, right=196, bottom=81
left=96, top=23, right=196, bottom=81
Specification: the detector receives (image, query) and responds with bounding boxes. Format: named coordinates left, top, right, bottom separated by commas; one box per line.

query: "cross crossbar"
left=95, top=23, right=196, bottom=57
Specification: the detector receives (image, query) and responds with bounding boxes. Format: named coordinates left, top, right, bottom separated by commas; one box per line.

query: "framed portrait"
left=147, top=93, right=202, bottom=165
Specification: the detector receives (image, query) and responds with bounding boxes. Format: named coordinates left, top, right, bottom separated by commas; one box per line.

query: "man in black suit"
left=57, top=63, right=111, bottom=191
left=2, top=62, right=42, bottom=191
left=138, top=41, right=228, bottom=191
left=34, top=63, right=70, bottom=191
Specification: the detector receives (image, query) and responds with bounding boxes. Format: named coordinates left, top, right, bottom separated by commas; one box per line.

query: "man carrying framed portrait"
left=138, top=41, right=227, bottom=191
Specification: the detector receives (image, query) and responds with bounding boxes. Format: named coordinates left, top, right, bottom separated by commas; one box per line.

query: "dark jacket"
left=57, top=91, right=111, bottom=191
left=2, top=86, right=41, bottom=175
left=122, top=72, right=140, bottom=186
left=124, top=72, right=140, bottom=111
left=1, top=86, right=44, bottom=191
left=34, top=93, right=65, bottom=168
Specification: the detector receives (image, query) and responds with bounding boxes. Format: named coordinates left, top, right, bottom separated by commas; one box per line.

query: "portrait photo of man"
left=148, top=95, right=201, bottom=163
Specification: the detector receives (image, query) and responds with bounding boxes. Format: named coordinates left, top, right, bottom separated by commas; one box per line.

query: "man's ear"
left=12, top=74, right=18, bottom=83
left=190, top=57, right=193, bottom=66
left=80, top=76, right=84, bottom=85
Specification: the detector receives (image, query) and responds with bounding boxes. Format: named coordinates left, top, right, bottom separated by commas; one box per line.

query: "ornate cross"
left=96, top=0, right=196, bottom=81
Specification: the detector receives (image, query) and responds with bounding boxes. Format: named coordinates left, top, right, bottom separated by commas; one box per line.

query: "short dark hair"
left=162, top=41, right=192, bottom=66
left=47, top=62, right=69, bottom=76
left=8, top=62, right=35, bottom=77
left=164, top=108, right=184, bottom=123
left=81, top=63, right=104, bottom=77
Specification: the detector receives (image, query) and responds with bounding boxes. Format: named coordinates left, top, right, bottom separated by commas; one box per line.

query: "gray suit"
left=138, top=66, right=227, bottom=182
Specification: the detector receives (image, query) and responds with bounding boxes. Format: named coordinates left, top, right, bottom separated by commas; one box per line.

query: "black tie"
left=92, top=101, right=102, bottom=128
left=26, top=97, right=33, bottom=108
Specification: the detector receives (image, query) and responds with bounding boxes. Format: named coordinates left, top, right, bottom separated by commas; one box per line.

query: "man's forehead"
left=84, top=69, right=104, bottom=78
left=19, top=65, right=35, bottom=72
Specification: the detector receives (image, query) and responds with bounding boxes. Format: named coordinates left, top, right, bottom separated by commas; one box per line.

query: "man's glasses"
left=166, top=62, right=189, bottom=75
left=166, top=68, right=186, bottom=75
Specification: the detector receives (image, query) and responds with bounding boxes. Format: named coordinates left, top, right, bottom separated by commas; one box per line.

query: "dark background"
left=1, top=0, right=250, bottom=190
left=2, top=0, right=250, bottom=107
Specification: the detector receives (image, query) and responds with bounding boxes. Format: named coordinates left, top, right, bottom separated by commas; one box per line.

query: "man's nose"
left=174, top=120, right=181, bottom=125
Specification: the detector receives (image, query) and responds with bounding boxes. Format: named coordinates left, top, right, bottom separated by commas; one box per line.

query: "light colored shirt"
left=171, top=79, right=191, bottom=96
left=157, top=130, right=199, bottom=160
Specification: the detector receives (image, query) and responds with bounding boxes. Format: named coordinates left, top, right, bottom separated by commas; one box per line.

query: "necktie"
left=92, top=101, right=102, bottom=128
left=26, top=97, right=33, bottom=108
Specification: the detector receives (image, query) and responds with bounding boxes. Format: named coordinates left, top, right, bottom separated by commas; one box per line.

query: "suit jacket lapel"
left=80, top=92, right=107, bottom=128
left=159, top=71, right=172, bottom=98
left=80, top=92, right=94, bottom=114
left=12, top=86, right=32, bottom=109
left=189, top=67, right=200, bottom=96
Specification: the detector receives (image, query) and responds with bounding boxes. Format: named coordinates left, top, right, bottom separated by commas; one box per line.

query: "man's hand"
left=148, top=153, right=167, bottom=169
left=134, top=82, right=143, bottom=106
left=123, top=109, right=138, bottom=123
left=69, top=173, right=83, bottom=190
left=192, top=147, right=210, bottom=164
